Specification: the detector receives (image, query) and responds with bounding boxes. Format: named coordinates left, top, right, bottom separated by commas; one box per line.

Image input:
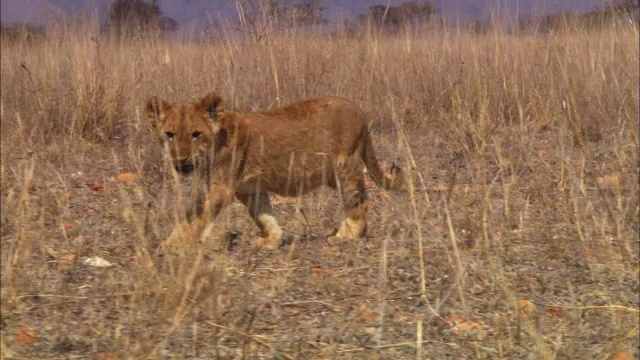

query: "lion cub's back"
left=264, top=97, right=366, bottom=145
left=260, top=96, right=366, bottom=127
left=250, top=97, right=368, bottom=150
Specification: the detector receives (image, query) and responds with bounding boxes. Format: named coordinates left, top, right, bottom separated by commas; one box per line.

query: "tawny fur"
left=145, top=92, right=401, bottom=250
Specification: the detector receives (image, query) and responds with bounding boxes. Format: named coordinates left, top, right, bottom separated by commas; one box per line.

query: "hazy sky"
left=1, top=0, right=607, bottom=25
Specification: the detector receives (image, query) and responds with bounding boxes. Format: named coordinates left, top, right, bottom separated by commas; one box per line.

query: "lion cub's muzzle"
left=173, top=159, right=197, bottom=174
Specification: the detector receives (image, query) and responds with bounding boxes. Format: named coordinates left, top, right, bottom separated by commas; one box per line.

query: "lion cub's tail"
left=362, top=132, right=403, bottom=191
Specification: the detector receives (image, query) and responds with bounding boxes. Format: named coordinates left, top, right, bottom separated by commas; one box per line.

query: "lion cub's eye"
left=191, top=131, right=202, bottom=140
left=165, top=131, right=175, bottom=139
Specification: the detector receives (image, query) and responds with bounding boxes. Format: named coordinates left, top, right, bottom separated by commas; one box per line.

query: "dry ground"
left=1, top=20, right=639, bottom=359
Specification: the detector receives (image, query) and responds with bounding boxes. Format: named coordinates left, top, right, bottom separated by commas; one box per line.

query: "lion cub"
left=146, top=92, right=401, bottom=250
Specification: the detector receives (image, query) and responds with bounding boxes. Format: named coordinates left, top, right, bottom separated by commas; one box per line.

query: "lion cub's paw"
left=326, top=235, right=353, bottom=246
left=251, top=232, right=283, bottom=250
left=327, top=218, right=365, bottom=245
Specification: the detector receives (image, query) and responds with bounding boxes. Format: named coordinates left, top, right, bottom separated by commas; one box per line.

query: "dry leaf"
left=17, top=324, right=37, bottom=345
left=379, top=189, right=391, bottom=199
left=391, top=312, right=413, bottom=324
left=611, top=353, right=633, bottom=360
left=83, top=256, right=114, bottom=268
left=596, top=173, right=620, bottom=187
left=116, top=172, right=138, bottom=183
left=93, top=352, right=118, bottom=360
left=357, top=306, right=380, bottom=322
left=91, top=182, right=105, bottom=192
left=441, top=315, right=489, bottom=339
left=518, top=300, right=538, bottom=318
left=311, top=267, right=331, bottom=276
left=64, top=192, right=73, bottom=201
left=363, top=326, right=378, bottom=335
left=59, top=253, right=77, bottom=263
left=544, top=306, right=566, bottom=318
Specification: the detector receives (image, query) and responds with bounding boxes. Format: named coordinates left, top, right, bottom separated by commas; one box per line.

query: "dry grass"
left=1, top=18, right=638, bottom=359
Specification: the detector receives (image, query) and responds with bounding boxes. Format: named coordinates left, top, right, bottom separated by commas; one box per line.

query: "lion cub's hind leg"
left=328, top=160, right=369, bottom=244
left=237, top=192, right=284, bottom=250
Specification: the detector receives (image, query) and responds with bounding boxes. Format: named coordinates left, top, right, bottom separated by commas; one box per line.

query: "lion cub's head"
left=145, top=93, right=223, bottom=174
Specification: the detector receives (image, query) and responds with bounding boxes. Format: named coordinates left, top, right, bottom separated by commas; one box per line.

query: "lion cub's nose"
left=174, top=159, right=195, bottom=174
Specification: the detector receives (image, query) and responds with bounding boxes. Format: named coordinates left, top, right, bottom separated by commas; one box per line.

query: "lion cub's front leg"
left=236, top=192, right=283, bottom=250
left=328, top=162, right=369, bottom=244
left=163, top=217, right=207, bottom=251
left=162, top=186, right=235, bottom=253
left=328, top=205, right=367, bottom=244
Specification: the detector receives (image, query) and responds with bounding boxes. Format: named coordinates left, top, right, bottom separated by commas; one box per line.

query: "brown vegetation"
left=1, top=15, right=638, bottom=359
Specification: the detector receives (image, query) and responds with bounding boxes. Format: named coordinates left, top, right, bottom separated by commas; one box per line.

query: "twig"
left=336, top=340, right=459, bottom=353
left=20, top=62, right=35, bottom=87
left=547, top=304, right=640, bottom=313
left=17, top=292, right=135, bottom=299
left=255, top=267, right=301, bottom=272
left=67, top=201, right=101, bottom=213
left=385, top=292, right=424, bottom=301
left=280, top=300, right=340, bottom=312
left=8, top=356, right=86, bottom=360
left=205, top=321, right=294, bottom=360
left=17, top=294, right=88, bottom=299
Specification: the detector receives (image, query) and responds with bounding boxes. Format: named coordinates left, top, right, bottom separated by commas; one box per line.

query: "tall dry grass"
left=1, top=16, right=638, bottom=359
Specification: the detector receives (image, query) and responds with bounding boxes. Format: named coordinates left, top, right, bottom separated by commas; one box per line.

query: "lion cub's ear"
left=146, top=96, right=170, bottom=127
left=199, top=93, right=223, bottom=121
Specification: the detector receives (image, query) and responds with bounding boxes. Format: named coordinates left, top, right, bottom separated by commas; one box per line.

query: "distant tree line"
left=1, top=0, right=180, bottom=43
left=357, top=1, right=435, bottom=31
left=0, top=23, right=45, bottom=43
left=229, top=0, right=436, bottom=40
left=457, top=0, right=636, bottom=35
left=508, top=1, right=639, bottom=35
left=101, top=0, right=178, bottom=39
left=2, top=0, right=636, bottom=43
left=231, top=0, right=327, bottom=41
